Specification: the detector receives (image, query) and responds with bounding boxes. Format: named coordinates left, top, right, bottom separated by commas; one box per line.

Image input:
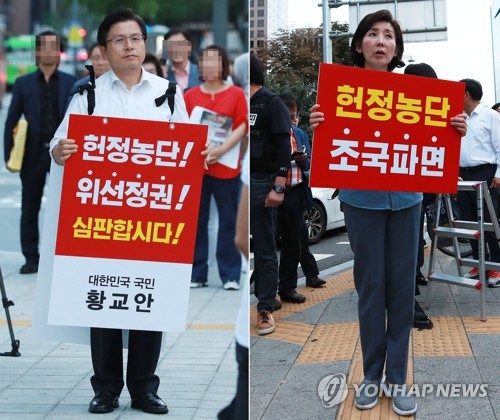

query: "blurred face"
left=165, top=33, right=191, bottom=64
left=143, top=62, right=158, bottom=75
left=199, top=49, right=222, bottom=81
left=288, top=105, right=299, bottom=127
left=356, top=21, right=397, bottom=71
left=89, top=46, right=110, bottom=78
left=101, top=20, right=146, bottom=74
left=36, top=35, right=60, bottom=66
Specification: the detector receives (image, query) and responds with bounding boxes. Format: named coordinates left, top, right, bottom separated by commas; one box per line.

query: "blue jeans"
left=250, top=174, right=278, bottom=313
left=191, top=175, right=241, bottom=284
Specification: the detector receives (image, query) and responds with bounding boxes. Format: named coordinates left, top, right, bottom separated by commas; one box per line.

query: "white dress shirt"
left=459, top=102, right=500, bottom=177
left=50, top=68, right=189, bottom=153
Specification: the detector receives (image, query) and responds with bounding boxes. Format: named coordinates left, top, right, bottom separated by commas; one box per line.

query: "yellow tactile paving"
left=250, top=270, right=355, bottom=325
left=0, top=320, right=31, bottom=326
left=295, top=322, right=359, bottom=364
left=463, top=316, right=500, bottom=334
left=338, top=340, right=414, bottom=420
left=256, top=320, right=315, bottom=345
left=413, top=316, right=472, bottom=357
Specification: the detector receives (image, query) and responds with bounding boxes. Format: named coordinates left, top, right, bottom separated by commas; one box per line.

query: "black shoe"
left=271, top=298, right=282, bottom=311
left=306, top=276, right=326, bottom=288
left=131, top=392, right=169, bottom=414
left=416, top=270, right=428, bottom=286
left=413, top=300, right=433, bottom=329
left=279, top=289, right=306, bottom=304
left=20, top=262, right=38, bottom=274
left=88, top=391, right=119, bottom=414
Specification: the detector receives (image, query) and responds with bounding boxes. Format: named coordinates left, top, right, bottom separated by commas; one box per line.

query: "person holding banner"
left=309, top=9, right=467, bottom=416
left=50, top=8, right=199, bottom=415
left=184, top=45, right=248, bottom=291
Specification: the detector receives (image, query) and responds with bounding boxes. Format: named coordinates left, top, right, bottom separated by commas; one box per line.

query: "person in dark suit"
left=3, top=31, right=78, bottom=274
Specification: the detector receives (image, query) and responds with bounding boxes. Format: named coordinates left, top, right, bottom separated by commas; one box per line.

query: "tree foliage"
left=61, top=0, right=244, bottom=27
left=259, top=22, right=352, bottom=136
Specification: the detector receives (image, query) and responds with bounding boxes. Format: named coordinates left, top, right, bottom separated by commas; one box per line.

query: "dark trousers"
left=277, top=185, right=305, bottom=292
left=191, top=175, right=242, bottom=284
left=343, top=203, right=419, bottom=384
left=415, top=204, right=426, bottom=296
left=250, top=174, right=278, bottom=313
left=217, top=343, right=249, bottom=420
left=458, top=165, right=500, bottom=262
left=20, top=145, right=51, bottom=263
left=90, top=328, right=162, bottom=397
left=299, top=219, right=319, bottom=280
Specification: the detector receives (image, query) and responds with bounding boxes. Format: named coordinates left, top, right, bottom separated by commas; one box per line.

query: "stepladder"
left=424, top=180, right=500, bottom=321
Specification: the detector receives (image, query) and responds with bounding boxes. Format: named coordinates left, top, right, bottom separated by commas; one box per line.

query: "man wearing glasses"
left=51, top=8, right=190, bottom=415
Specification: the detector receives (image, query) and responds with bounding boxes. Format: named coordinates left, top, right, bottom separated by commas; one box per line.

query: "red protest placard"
left=310, top=63, right=465, bottom=194
left=55, top=114, right=207, bottom=264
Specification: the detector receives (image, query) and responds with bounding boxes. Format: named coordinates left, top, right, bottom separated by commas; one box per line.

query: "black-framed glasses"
left=106, top=33, right=145, bottom=46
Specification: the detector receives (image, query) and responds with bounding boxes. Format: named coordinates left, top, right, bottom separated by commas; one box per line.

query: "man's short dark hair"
left=404, top=63, right=437, bottom=79
left=164, top=28, right=192, bottom=42
left=250, top=52, right=265, bottom=86
left=493, top=103, right=500, bottom=111
left=36, top=30, right=63, bottom=52
left=143, top=52, right=164, bottom=77
left=350, top=9, right=404, bottom=72
left=278, top=93, right=299, bottom=112
left=460, top=78, right=483, bottom=101
left=88, top=42, right=100, bottom=56
left=200, top=45, right=230, bottom=81
left=97, top=8, right=147, bottom=47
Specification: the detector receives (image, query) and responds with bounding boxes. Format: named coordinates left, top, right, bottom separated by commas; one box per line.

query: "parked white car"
left=305, top=188, right=345, bottom=244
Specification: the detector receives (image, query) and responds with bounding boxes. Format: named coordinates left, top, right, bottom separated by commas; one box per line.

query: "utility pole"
left=212, top=0, right=228, bottom=49
left=322, top=0, right=332, bottom=63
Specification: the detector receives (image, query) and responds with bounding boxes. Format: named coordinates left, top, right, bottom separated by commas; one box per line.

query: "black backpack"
left=74, top=65, right=176, bottom=116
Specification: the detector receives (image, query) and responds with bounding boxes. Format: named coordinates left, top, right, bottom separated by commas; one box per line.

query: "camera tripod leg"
left=0, top=267, right=21, bottom=357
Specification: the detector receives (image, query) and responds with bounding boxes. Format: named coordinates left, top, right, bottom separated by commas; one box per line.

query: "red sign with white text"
left=55, top=114, right=207, bottom=264
left=310, top=63, right=465, bottom=193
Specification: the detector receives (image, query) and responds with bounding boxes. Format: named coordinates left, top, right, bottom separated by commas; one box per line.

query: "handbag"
left=7, top=119, right=28, bottom=172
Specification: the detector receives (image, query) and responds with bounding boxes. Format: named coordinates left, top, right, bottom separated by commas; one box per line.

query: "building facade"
left=249, top=0, right=288, bottom=52
left=492, top=0, right=500, bottom=102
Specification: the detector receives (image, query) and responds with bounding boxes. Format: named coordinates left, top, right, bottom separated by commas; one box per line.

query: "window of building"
left=250, top=40, right=254, bottom=48
left=250, top=19, right=254, bottom=27
left=258, top=0, right=264, bottom=6
left=250, top=0, right=254, bottom=6
left=250, top=10, right=254, bottom=17
left=257, top=19, right=264, bottom=27
left=257, top=9, right=264, bottom=17
left=257, top=40, right=264, bottom=48
left=250, top=30, right=254, bottom=38
left=257, top=30, right=265, bottom=38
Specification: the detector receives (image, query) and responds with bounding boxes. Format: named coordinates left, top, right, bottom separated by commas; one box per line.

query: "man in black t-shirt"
left=249, top=54, right=290, bottom=335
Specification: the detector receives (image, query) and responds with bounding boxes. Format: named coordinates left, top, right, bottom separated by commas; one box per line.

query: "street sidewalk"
left=250, top=247, right=500, bottom=419
left=0, top=250, right=243, bottom=419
